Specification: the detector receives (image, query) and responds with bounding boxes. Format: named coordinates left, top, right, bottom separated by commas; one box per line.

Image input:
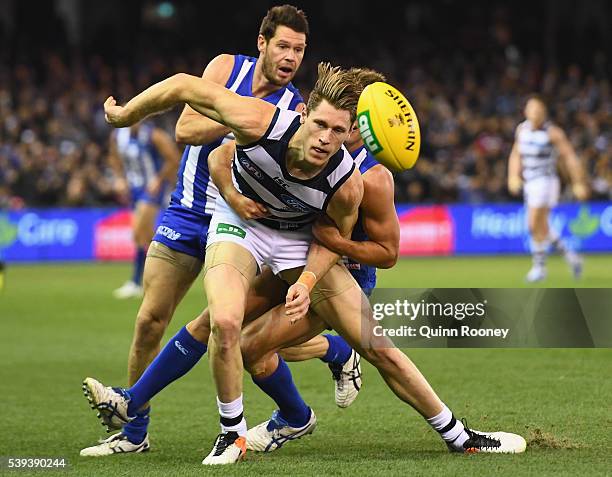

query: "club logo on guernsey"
left=174, top=340, right=188, bottom=355
left=358, top=111, right=383, bottom=154
left=280, top=194, right=311, bottom=213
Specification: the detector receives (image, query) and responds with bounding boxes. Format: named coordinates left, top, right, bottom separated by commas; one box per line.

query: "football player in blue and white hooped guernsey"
left=108, top=122, right=180, bottom=299
left=507, top=95, right=589, bottom=282
left=80, top=5, right=309, bottom=457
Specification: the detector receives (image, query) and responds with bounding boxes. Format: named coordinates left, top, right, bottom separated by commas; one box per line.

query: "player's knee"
left=135, top=308, right=170, bottom=344
left=210, top=313, right=241, bottom=350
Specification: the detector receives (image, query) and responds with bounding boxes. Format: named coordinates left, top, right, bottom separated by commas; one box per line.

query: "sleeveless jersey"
left=516, top=120, right=557, bottom=182
left=344, top=145, right=378, bottom=291
left=114, top=123, right=163, bottom=190
left=171, top=54, right=303, bottom=217
left=232, top=108, right=355, bottom=231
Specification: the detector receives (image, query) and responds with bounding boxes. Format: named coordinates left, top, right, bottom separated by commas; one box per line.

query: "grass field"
left=1, top=257, right=611, bottom=476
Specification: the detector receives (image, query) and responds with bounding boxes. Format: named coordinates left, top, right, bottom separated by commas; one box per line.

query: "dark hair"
left=307, top=62, right=362, bottom=122
left=259, top=5, right=309, bottom=41
left=527, top=93, right=547, bottom=109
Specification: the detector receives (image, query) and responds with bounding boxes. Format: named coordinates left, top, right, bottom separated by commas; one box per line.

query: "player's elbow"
left=377, top=248, right=399, bottom=269
left=169, top=73, right=191, bottom=103
left=174, top=120, right=194, bottom=144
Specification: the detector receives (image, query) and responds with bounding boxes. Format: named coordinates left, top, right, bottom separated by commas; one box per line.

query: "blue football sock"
left=122, top=406, right=150, bottom=445
left=320, top=334, right=352, bottom=366
left=252, top=356, right=310, bottom=428
left=132, top=247, right=146, bottom=285
left=127, top=326, right=207, bottom=414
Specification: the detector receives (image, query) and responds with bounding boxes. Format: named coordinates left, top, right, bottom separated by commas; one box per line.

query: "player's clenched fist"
left=104, top=96, right=133, bottom=128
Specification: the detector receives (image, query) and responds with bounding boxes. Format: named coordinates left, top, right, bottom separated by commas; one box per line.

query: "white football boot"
left=246, top=409, right=317, bottom=452
left=202, top=432, right=246, bottom=465
left=525, top=265, right=546, bottom=283
left=80, top=432, right=149, bottom=456
left=328, top=349, right=362, bottom=408
left=112, top=281, right=143, bottom=299
left=453, top=421, right=527, bottom=454
left=82, top=377, right=132, bottom=431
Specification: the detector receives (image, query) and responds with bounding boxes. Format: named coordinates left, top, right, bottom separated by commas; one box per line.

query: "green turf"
left=1, top=258, right=611, bottom=476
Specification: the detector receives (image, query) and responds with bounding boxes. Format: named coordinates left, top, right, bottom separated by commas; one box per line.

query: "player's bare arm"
left=548, top=125, right=589, bottom=200
left=507, top=135, right=522, bottom=195
left=175, top=54, right=235, bottom=145
left=103, top=73, right=276, bottom=145
left=313, top=164, right=399, bottom=269
left=285, top=168, right=363, bottom=320
left=148, top=127, right=181, bottom=195
left=208, top=141, right=269, bottom=220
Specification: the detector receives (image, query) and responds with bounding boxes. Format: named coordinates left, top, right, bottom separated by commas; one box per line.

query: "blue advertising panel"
left=0, top=209, right=125, bottom=262
left=1, top=203, right=611, bottom=262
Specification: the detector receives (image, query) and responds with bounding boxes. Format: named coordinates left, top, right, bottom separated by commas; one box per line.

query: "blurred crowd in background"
left=0, top=0, right=611, bottom=208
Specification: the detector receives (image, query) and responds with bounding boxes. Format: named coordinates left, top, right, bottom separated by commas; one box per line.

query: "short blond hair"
left=307, top=62, right=363, bottom=122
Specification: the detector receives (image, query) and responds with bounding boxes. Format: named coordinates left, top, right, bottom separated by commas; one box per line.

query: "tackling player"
left=507, top=95, right=588, bottom=282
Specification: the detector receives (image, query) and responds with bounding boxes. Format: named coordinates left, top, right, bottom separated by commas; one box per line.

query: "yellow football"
left=356, top=82, right=421, bottom=171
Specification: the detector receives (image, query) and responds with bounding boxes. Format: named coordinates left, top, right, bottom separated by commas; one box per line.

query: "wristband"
left=296, top=270, right=317, bottom=292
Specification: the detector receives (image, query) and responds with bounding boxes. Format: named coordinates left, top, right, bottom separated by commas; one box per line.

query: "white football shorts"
left=207, top=195, right=312, bottom=275
left=524, top=175, right=560, bottom=208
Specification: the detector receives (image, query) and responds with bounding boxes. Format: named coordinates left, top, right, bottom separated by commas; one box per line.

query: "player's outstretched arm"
left=285, top=169, right=363, bottom=321
left=208, top=141, right=269, bottom=220
left=313, top=164, right=399, bottom=268
left=549, top=125, right=589, bottom=200
left=175, top=54, right=234, bottom=145
left=104, top=73, right=275, bottom=145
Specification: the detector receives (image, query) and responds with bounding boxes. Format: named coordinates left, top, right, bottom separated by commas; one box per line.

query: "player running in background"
left=96, top=63, right=527, bottom=464
left=507, top=95, right=589, bottom=282
left=80, top=5, right=310, bottom=456
left=109, top=123, right=180, bottom=298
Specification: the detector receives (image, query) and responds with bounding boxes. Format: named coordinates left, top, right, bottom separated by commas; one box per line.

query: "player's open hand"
left=285, top=282, right=311, bottom=324
left=313, top=215, right=343, bottom=252
left=227, top=191, right=269, bottom=221
left=104, top=96, right=132, bottom=128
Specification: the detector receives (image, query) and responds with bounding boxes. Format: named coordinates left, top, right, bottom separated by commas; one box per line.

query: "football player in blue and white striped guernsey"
left=108, top=123, right=180, bottom=299
left=98, top=64, right=527, bottom=463
left=80, top=5, right=309, bottom=458
left=508, top=95, right=589, bottom=282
